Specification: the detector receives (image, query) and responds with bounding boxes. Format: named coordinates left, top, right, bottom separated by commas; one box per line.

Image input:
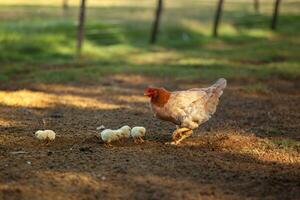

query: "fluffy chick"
left=99, top=126, right=132, bottom=146
left=34, top=130, right=56, bottom=142
left=131, top=126, right=146, bottom=143
left=100, top=129, right=122, bottom=144
left=118, top=125, right=131, bottom=138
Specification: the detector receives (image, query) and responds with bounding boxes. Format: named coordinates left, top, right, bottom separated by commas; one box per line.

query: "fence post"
left=213, top=0, right=224, bottom=37
left=150, top=0, right=163, bottom=44
left=76, top=0, right=86, bottom=56
left=271, top=0, right=281, bottom=30
left=63, top=0, right=69, bottom=10
left=254, top=0, right=259, bottom=13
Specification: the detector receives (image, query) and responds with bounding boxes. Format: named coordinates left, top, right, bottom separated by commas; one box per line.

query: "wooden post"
left=271, top=0, right=281, bottom=30
left=76, top=0, right=86, bottom=56
left=63, top=0, right=69, bottom=10
left=254, top=0, right=259, bottom=13
left=150, top=0, right=163, bottom=44
left=213, top=0, right=224, bottom=37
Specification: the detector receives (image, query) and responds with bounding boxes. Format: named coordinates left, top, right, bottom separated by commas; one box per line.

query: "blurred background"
left=0, top=0, right=299, bottom=83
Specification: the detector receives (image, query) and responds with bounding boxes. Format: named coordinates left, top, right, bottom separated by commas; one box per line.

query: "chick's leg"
left=139, top=137, right=145, bottom=143
left=133, top=137, right=144, bottom=144
left=133, top=138, right=139, bottom=144
left=104, top=142, right=113, bottom=148
left=45, top=138, right=50, bottom=146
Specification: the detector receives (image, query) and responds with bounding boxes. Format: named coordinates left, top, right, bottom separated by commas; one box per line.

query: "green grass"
left=0, top=0, right=299, bottom=83
left=265, top=138, right=300, bottom=152
left=271, top=138, right=300, bottom=151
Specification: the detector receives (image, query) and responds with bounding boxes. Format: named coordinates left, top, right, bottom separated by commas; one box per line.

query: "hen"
left=144, top=78, right=226, bottom=144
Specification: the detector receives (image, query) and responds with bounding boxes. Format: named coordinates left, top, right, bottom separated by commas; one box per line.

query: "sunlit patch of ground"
left=0, top=117, right=18, bottom=128
left=185, top=132, right=300, bottom=164
left=0, top=89, right=125, bottom=109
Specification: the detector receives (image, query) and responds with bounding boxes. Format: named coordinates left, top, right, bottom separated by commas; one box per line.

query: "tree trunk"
left=150, top=0, right=163, bottom=44
left=76, top=0, right=86, bottom=56
left=254, top=0, right=259, bottom=13
left=213, top=0, right=224, bottom=37
left=271, top=0, right=281, bottom=30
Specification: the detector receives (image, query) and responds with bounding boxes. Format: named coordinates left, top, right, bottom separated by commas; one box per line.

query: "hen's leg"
left=171, top=130, right=193, bottom=145
left=165, top=128, right=191, bottom=145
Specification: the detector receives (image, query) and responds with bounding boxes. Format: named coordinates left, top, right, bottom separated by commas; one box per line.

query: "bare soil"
left=0, top=75, right=299, bottom=200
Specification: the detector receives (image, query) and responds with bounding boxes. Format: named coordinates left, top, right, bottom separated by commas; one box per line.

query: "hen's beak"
left=144, top=89, right=153, bottom=97
left=144, top=92, right=151, bottom=97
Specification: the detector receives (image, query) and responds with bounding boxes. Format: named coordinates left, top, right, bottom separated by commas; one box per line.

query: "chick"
left=100, top=129, right=122, bottom=144
left=131, top=126, right=146, bottom=143
left=118, top=125, right=131, bottom=139
left=34, top=130, right=56, bottom=142
left=99, top=125, right=132, bottom=146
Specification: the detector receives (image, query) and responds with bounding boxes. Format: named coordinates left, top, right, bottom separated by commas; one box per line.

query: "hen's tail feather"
left=213, top=78, right=227, bottom=92
left=205, top=78, right=227, bottom=115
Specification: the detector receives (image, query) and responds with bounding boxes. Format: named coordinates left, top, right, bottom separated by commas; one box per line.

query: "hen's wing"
left=164, top=90, right=207, bottom=125
left=180, top=78, right=227, bottom=129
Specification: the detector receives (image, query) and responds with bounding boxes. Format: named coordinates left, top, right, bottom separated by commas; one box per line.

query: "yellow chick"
left=99, top=125, right=132, bottom=146
left=118, top=125, right=131, bottom=139
left=34, top=130, right=56, bottom=141
left=131, top=126, right=146, bottom=143
left=100, top=129, right=121, bottom=144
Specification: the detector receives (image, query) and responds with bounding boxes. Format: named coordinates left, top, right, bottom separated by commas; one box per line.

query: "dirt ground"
left=0, top=75, right=299, bottom=200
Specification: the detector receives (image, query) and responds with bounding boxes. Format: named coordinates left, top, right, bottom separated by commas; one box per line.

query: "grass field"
left=0, top=1, right=299, bottom=200
left=0, top=0, right=299, bottom=82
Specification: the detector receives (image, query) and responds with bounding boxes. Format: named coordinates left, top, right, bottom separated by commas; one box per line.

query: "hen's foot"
left=166, top=128, right=193, bottom=145
left=173, top=130, right=193, bottom=145
left=172, top=128, right=190, bottom=141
